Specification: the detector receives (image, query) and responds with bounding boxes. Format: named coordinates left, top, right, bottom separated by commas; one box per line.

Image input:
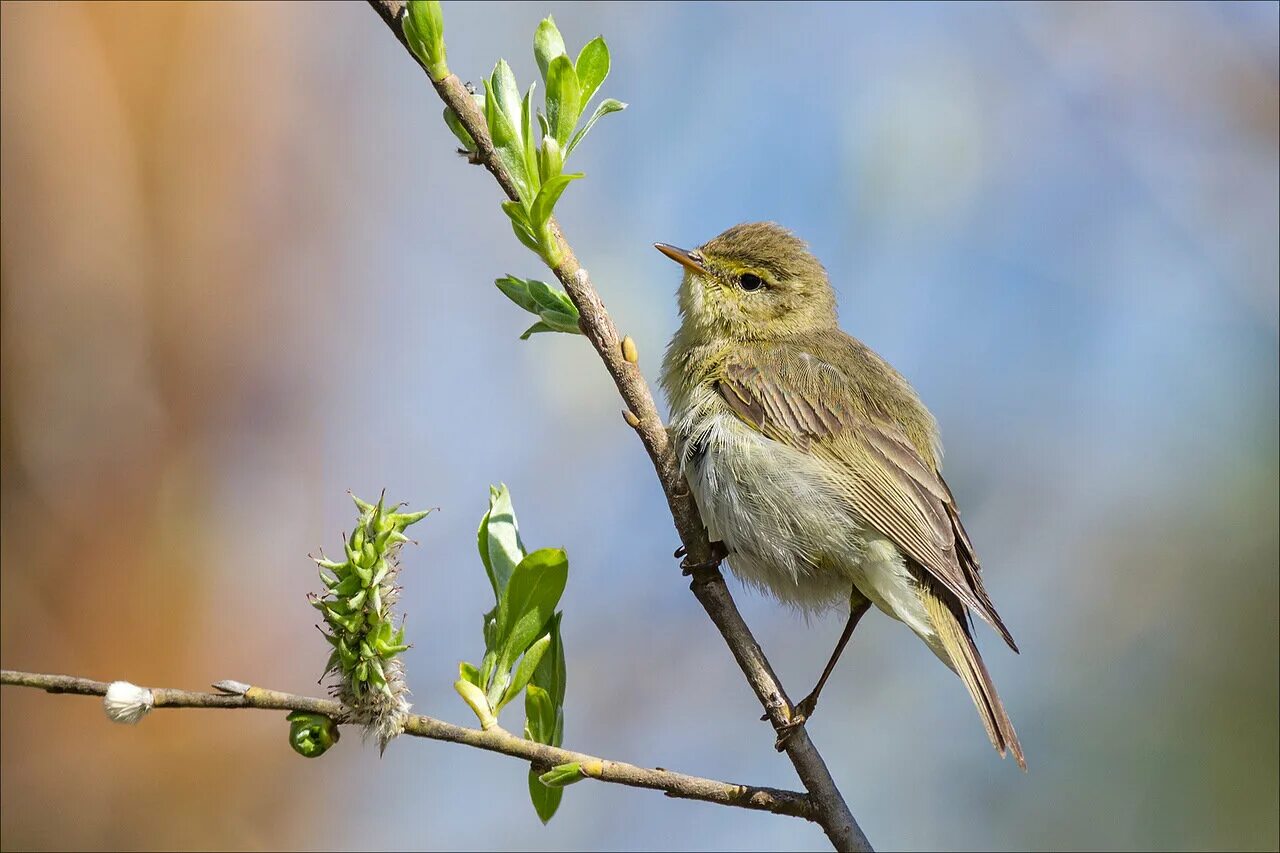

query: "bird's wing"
left=716, top=350, right=1017, bottom=651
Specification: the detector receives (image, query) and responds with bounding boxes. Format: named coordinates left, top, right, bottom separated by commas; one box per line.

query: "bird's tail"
left=923, top=585, right=1026, bottom=770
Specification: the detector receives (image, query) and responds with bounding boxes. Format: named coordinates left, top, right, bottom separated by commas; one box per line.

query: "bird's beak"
left=654, top=243, right=707, bottom=275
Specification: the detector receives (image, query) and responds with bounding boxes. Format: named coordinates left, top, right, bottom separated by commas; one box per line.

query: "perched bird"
left=658, top=222, right=1024, bottom=767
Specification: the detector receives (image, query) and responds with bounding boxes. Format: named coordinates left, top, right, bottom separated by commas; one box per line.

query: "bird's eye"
left=738, top=273, right=765, bottom=292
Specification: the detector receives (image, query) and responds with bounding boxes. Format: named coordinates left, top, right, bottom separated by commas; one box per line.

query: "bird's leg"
left=678, top=540, right=728, bottom=575
left=795, top=594, right=871, bottom=718
left=773, top=589, right=872, bottom=751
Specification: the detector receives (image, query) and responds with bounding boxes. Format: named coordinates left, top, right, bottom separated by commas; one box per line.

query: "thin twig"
left=364, top=3, right=872, bottom=850
left=0, top=669, right=815, bottom=820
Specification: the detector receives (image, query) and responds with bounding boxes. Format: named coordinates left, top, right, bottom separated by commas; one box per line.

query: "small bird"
left=657, top=222, right=1024, bottom=767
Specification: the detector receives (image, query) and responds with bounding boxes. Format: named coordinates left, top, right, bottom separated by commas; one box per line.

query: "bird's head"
left=656, top=222, right=836, bottom=341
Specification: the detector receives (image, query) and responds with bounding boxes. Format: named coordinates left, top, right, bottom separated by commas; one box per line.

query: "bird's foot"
left=678, top=540, right=728, bottom=576
left=770, top=694, right=819, bottom=752
left=773, top=717, right=805, bottom=751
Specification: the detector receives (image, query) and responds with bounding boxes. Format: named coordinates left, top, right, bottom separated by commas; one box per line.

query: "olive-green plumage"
left=658, top=222, right=1024, bottom=768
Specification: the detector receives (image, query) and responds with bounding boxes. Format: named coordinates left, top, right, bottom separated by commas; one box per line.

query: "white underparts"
left=671, top=394, right=945, bottom=659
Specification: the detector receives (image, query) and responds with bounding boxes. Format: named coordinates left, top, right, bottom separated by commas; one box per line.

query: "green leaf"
left=443, top=106, right=476, bottom=153
left=497, top=548, right=568, bottom=672
left=524, top=683, right=555, bottom=743
left=531, top=614, right=566, bottom=749
left=532, top=612, right=566, bottom=708
left=404, top=0, right=447, bottom=79
left=538, top=135, right=563, bottom=184
left=494, top=197, right=524, bottom=225
left=566, top=98, right=626, bottom=157
left=486, top=668, right=511, bottom=710
left=522, top=85, right=539, bottom=195
left=477, top=484, right=524, bottom=601
left=509, top=279, right=581, bottom=338
left=496, top=632, right=551, bottom=711
left=575, top=37, right=610, bottom=106
left=538, top=762, right=585, bottom=788
left=536, top=310, right=581, bottom=335
left=511, top=220, right=542, bottom=255
left=495, top=275, right=539, bottom=314
left=519, top=321, right=555, bottom=340
left=545, top=55, right=581, bottom=148
left=530, top=173, right=584, bottom=231
left=416, top=3, right=445, bottom=51
left=500, top=201, right=540, bottom=253
left=525, top=279, right=575, bottom=314
left=482, top=606, right=500, bottom=653
left=533, top=16, right=566, bottom=83
left=484, top=79, right=514, bottom=147
left=528, top=769, right=564, bottom=823
left=480, top=648, right=498, bottom=689
left=455, top=679, right=496, bottom=728
left=485, top=80, right=531, bottom=204
left=491, top=60, right=523, bottom=145
left=458, top=661, right=482, bottom=688
left=524, top=682, right=564, bottom=822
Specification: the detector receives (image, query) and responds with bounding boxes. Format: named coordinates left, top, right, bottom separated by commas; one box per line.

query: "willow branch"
left=364, top=3, right=871, bottom=850
left=1, top=669, right=815, bottom=820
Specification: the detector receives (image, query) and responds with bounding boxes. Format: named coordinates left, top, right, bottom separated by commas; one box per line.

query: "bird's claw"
left=770, top=695, right=819, bottom=751
left=679, top=540, right=728, bottom=575
left=773, top=714, right=807, bottom=751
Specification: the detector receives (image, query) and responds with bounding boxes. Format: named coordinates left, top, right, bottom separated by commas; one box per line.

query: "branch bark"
left=365, top=3, right=872, bottom=850
left=1, top=669, right=815, bottom=820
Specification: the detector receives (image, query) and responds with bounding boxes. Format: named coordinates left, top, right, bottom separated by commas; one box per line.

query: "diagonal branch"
left=0, top=669, right=816, bottom=821
left=364, top=3, right=871, bottom=850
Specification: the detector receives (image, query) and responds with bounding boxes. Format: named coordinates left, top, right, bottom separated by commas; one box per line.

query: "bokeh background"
left=2, top=1, right=1276, bottom=850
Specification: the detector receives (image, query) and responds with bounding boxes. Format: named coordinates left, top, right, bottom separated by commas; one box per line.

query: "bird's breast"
left=668, top=388, right=860, bottom=611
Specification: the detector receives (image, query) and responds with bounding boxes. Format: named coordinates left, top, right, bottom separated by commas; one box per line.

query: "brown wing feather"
left=717, top=355, right=1018, bottom=652
left=940, top=478, right=1015, bottom=651
left=923, top=581, right=1025, bottom=768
